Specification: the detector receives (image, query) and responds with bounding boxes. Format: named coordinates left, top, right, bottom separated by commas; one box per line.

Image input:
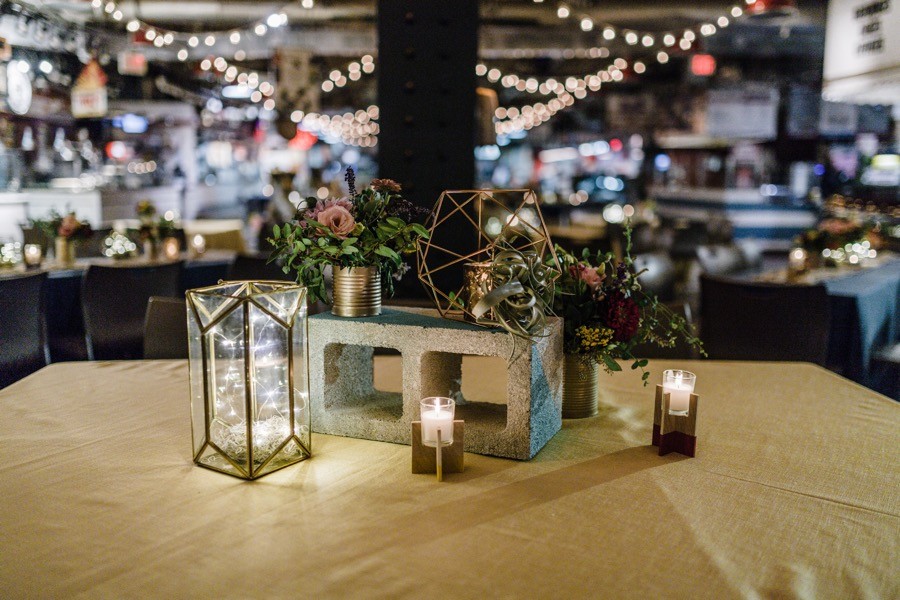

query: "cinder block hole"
left=420, top=352, right=508, bottom=432
left=323, top=343, right=403, bottom=421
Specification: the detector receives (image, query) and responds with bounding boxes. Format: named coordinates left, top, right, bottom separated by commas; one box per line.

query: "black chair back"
left=82, top=262, right=184, bottom=360
left=633, top=252, right=676, bottom=303
left=0, top=272, right=48, bottom=388
left=227, top=253, right=294, bottom=281
left=700, top=274, right=830, bottom=365
left=144, top=296, right=188, bottom=360
left=82, top=227, right=112, bottom=258
left=696, top=244, right=745, bottom=276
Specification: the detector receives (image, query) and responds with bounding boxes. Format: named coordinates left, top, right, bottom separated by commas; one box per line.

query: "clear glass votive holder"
left=662, top=369, right=696, bottom=414
left=420, top=397, right=455, bottom=448
left=23, top=244, right=43, bottom=268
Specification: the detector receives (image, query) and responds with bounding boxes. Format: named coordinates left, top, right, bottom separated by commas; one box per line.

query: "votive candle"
left=420, top=397, right=454, bottom=447
left=23, top=244, right=42, bottom=267
left=162, top=237, right=180, bottom=260
left=662, top=370, right=695, bottom=413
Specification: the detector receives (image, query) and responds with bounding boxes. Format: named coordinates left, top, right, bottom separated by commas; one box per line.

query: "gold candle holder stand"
left=652, top=385, right=698, bottom=458
left=411, top=420, right=465, bottom=481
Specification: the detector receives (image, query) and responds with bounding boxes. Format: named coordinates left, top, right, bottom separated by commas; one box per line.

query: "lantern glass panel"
left=187, top=281, right=310, bottom=479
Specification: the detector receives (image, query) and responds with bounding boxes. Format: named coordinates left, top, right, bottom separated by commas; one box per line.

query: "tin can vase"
left=55, top=238, right=75, bottom=267
left=562, top=354, right=599, bottom=419
left=332, top=266, right=382, bottom=317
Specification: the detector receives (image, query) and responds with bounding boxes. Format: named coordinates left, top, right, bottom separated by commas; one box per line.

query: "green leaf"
left=410, top=223, right=430, bottom=238
left=374, top=245, right=401, bottom=263
left=341, top=246, right=359, bottom=255
left=601, top=355, right=622, bottom=372
left=341, top=237, right=358, bottom=247
left=272, top=224, right=281, bottom=239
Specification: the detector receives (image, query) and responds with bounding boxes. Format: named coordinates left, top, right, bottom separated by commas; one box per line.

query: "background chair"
left=0, top=272, right=48, bottom=388
left=82, top=262, right=183, bottom=360
left=144, top=296, right=188, bottom=360
left=700, top=274, right=830, bottom=365
left=695, top=244, right=746, bottom=276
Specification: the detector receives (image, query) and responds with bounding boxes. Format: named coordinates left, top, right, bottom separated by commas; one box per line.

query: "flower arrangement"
left=796, top=217, right=871, bottom=254
left=269, top=167, right=430, bottom=303
left=550, top=232, right=703, bottom=383
left=134, top=200, right=177, bottom=242
left=31, top=210, right=93, bottom=241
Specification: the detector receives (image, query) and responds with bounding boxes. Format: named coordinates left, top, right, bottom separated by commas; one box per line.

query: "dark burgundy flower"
left=605, top=291, right=640, bottom=342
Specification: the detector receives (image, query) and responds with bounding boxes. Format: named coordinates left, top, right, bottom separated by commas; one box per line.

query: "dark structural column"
left=377, top=0, right=478, bottom=207
left=377, top=0, right=479, bottom=297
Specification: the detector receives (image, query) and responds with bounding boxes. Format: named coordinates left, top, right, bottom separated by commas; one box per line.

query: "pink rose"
left=318, top=205, right=356, bottom=238
left=569, top=263, right=603, bottom=289
left=58, top=215, right=80, bottom=238
left=305, top=197, right=353, bottom=222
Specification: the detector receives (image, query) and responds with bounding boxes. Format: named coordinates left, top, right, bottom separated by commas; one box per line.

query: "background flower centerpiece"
left=269, top=167, right=430, bottom=317
left=134, top=200, right=178, bottom=260
left=551, top=233, right=703, bottom=418
left=31, top=210, right=93, bottom=267
left=796, top=217, right=877, bottom=266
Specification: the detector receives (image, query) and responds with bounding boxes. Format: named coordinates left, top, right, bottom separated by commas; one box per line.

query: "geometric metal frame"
left=416, top=189, right=559, bottom=324
left=186, top=280, right=311, bottom=480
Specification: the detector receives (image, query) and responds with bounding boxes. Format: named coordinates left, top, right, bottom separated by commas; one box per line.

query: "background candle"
left=162, top=237, right=180, bottom=260
left=662, top=370, right=695, bottom=413
left=191, top=234, right=206, bottom=256
left=23, top=244, right=42, bottom=267
left=420, top=397, right=454, bottom=447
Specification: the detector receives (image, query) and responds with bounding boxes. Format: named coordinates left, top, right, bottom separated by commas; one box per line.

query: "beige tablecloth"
left=0, top=360, right=897, bottom=598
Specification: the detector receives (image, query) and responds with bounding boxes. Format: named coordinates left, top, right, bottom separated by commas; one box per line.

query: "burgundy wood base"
left=657, top=431, right=696, bottom=457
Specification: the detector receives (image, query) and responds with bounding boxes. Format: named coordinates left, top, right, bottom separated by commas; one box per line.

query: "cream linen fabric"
left=0, top=360, right=897, bottom=599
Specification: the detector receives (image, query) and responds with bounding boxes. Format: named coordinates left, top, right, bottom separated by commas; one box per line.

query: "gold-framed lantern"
left=187, top=281, right=311, bottom=479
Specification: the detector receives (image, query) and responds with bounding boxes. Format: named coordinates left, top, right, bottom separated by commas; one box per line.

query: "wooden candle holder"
left=652, top=385, right=698, bottom=458
left=411, top=420, right=465, bottom=480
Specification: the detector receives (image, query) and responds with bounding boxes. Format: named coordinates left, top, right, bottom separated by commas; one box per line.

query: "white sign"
left=71, top=87, right=108, bottom=118
left=705, top=87, right=779, bottom=140
left=823, top=0, right=900, bottom=103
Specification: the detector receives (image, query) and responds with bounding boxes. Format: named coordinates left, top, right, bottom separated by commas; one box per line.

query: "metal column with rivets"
left=377, top=0, right=479, bottom=296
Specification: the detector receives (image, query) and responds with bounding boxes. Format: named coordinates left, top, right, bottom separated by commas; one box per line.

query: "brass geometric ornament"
left=416, top=189, right=559, bottom=325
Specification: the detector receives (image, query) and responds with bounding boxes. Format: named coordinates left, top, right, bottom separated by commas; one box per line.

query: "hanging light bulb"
left=188, top=36, right=199, bottom=47
left=580, top=18, right=593, bottom=31
left=126, top=19, right=140, bottom=32
left=557, top=4, right=570, bottom=18
left=177, top=49, right=188, bottom=61
left=205, top=35, right=216, bottom=46
left=230, top=31, right=241, bottom=44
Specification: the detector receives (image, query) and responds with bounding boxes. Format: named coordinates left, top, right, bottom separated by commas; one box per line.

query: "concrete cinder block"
left=308, top=307, right=563, bottom=459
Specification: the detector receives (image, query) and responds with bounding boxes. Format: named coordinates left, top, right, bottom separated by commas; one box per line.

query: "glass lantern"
left=187, top=281, right=311, bottom=479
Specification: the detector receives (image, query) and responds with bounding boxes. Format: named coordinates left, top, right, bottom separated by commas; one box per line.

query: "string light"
left=540, top=3, right=747, bottom=50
